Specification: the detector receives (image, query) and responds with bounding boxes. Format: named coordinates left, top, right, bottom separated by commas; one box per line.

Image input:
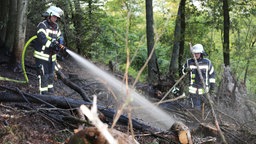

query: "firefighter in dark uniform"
left=34, top=6, right=65, bottom=95
left=182, top=44, right=216, bottom=110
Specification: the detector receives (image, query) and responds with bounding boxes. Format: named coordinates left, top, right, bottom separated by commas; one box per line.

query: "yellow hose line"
left=21, top=35, right=37, bottom=83
left=0, top=76, right=26, bottom=83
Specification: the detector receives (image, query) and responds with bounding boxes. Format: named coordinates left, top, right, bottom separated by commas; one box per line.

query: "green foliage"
left=230, top=14, right=256, bottom=94
left=27, top=1, right=48, bottom=25
left=26, top=0, right=256, bottom=96
left=119, top=63, right=147, bottom=82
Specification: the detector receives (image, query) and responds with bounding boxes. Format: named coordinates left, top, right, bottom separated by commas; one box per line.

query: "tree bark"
left=4, top=0, right=17, bottom=54
left=0, top=91, right=88, bottom=108
left=145, top=0, right=160, bottom=85
left=223, top=0, right=230, bottom=66
left=178, top=0, right=186, bottom=76
left=73, top=0, right=84, bottom=55
left=14, top=0, right=28, bottom=65
left=0, top=1, right=9, bottom=49
left=169, top=0, right=186, bottom=76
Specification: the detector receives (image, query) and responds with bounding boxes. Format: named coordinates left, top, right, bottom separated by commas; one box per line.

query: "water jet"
left=67, top=49, right=176, bottom=130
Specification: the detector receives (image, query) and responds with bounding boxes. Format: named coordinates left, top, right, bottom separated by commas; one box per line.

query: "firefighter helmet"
left=192, top=44, right=208, bottom=56
left=192, top=44, right=204, bottom=53
left=45, top=6, right=64, bottom=18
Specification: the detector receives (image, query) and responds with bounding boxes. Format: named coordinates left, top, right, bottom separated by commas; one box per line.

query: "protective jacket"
left=34, top=19, right=62, bottom=94
left=182, top=57, right=215, bottom=95
left=34, top=20, right=62, bottom=62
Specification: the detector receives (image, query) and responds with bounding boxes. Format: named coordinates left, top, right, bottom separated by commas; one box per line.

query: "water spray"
left=66, top=50, right=194, bottom=143
left=66, top=49, right=176, bottom=130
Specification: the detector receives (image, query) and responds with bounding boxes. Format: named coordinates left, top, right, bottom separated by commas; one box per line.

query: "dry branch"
left=157, top=73, right=187, bottom=105
left=157, top=94, right=186, bottom=105
left=80, top=96, right=118, bottom=144
left=56, top=70, right=92, bottom=102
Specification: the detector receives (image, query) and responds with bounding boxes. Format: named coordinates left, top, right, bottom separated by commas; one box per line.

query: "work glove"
left=171, top=86, right=181, bottom=97
left=50, top=39, right=60, bottom=52
left=50, top=39, right=59, bottom=47
left=57, top=45, right=69, bottom=61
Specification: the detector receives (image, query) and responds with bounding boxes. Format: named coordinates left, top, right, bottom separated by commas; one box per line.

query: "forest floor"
left=0, top=51, right=166, bottom=144
left=0, top=50, right=256, bottom=144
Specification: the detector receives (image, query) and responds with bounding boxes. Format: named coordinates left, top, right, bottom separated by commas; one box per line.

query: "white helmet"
left=46, top=6, right=64, bottom=18
left=192, top=44, right=204, bottom=53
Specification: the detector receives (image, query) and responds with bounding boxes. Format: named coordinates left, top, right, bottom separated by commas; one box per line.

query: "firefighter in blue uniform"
left=34, top=6, right=66, bottom=95
left=182, top=44, right=216, bottom=110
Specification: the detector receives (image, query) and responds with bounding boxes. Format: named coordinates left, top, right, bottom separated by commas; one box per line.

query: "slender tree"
left=13, top=0, right=28, bottom=70
left=169, top=0, right=186, bottom=76
left=0, top=1, right=9, bottom=50
left=73, top=0, right=83, bottom=54
left=4, top=0, right=17, bottom=55
left=223, top=0, right=230, bottom=66
left=145, top=0, right=160, bottom=85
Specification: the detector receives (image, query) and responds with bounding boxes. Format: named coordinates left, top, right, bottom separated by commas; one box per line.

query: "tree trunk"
left=0, top=1, right=9, bottom=50
left=145, top=0, right=160, bottom=85
left=178, top=0, right=186, bottom=76
left=86, top=0, right=93, bottom=59
left=73, top=0, right=83, bottom=55
left=169, top=0, right=186, bottom=76
left=13, top=0, right=28, bottom=65
left=88, top=0, right=92, bottom=23
left=223, top=0, right=230, bottom=66
left=4, top=0, right=17, bottom=54
left=243, top=59, right=249, bottom=85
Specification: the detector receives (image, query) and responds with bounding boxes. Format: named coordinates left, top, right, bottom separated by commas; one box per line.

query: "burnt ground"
left=0, top=49, right=256, bottom=144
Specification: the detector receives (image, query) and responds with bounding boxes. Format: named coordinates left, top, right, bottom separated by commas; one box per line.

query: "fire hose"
left=0, top=36, right=38, bottom=83
left=21, top=35, right=38, bottom=83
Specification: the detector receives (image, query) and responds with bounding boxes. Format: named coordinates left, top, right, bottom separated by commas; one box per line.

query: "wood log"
left=170, top=121, right=193, bottom=144
left=0, top=91, right=90, bottom=108
left=0, top=87, right=151, bottom=131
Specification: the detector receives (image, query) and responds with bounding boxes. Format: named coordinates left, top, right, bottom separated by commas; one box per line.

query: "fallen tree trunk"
left=0, top=90, right=89, bottom=108
left=0, top=86, right=151, bottom=131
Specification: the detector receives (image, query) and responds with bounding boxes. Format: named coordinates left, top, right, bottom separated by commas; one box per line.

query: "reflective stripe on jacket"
left=34, top=51, right=57, bottom=61
left=182, top=57, right=215, bottom=94
left=34, top=20, right=61, bottom=62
